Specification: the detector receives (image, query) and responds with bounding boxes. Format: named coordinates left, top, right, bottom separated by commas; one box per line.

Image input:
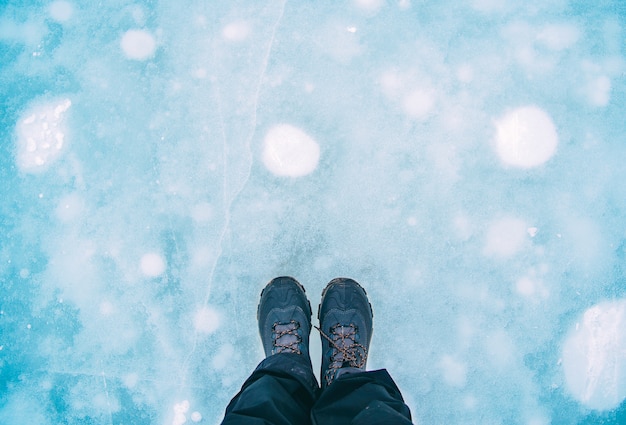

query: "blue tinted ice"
left=1, top=1, right=625, bottom=424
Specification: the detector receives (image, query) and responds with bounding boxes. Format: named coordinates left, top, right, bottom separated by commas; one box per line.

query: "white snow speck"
left=15, top=98, right=71, bottom=173
left=494, top=106, right=559, bottom=168
left=49, top=1, right=74, bottom=22
left=562, top=299, right=626, bottom=410
left=194, top=307, right=221, bottom=334
left=121, top=29, right=156, bottom=60
left=190, top=411, right=202, bottom=422
left=262, top=124, right=320, bottom=177
left=140, top=253, right=166, bottom=277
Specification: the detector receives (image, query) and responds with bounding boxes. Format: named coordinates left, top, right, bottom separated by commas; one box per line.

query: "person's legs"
left=222, top=353, right=318, bottom=425
left=221, top=277, right=320, bottom=425
left=311, top=278, right=413, bottom=425
left=311, top=368, right=413, bottom=425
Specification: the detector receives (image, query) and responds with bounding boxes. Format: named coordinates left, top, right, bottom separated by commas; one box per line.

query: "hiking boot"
left=257, top=276, right=312, bottom=358
left=317, top=278, right=373, bottom=388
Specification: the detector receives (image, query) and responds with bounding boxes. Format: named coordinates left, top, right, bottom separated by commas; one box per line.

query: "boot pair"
left=257, top=276, right=373, bottom=388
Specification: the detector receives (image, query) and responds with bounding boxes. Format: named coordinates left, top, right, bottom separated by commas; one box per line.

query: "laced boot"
left=257, top=276, right=312, bottom=358
left=317, top=278, right=373, bottom=388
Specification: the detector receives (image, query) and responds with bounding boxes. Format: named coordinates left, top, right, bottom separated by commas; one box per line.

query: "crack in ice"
left=177, top=0, right=287, bottom=390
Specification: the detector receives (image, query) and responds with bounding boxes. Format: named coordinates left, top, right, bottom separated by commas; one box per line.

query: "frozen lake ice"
left=1, top=0, right=625, bottom=424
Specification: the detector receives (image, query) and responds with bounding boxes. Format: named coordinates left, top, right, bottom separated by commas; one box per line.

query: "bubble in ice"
left=172, top=400, right=190, bottom=425
left=262, top=124, right=320, bottom=177
left=15, top=98, right=71, bottom=173
left=121, top=29, right=156, bottom=60
left=562, top=299, right=626, bottom=410
left=222, top=21, right=251, bottom=42
left=194, top=307, right=221, bottom=334
left=494, top=106, right=558, bottom=168
left=483, top=217, right=528, bottom=258
left=49, top=1, right=74, bottom=22
left=140, top=252, right=166, bottom=277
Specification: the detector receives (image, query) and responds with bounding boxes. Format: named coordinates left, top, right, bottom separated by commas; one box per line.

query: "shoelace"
left=315, top=323, right=368, bottom=386
left=272, top=320, right=302, bottom=354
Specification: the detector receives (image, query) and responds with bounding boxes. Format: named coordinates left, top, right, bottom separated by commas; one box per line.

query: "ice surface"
left=1, top=1, right=625, bottom=424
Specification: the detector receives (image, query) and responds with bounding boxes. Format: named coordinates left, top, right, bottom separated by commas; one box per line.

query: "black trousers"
left=221, top=353, right=413, bottom=425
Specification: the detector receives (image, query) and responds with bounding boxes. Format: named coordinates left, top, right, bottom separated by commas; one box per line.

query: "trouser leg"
left=311, top=369, right=413, bottom=425
left=221, top=353, right=319, bottom=425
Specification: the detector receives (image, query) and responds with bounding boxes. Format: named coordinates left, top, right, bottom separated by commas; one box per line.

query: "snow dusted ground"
left=1, top=0, right=625, bottom=424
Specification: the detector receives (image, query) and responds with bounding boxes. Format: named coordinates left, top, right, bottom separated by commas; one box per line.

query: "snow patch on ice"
left=494, top=106, right=559, bottom=168
left=121, top=29, right=156, bottom=60
left=140, top=253, right=166, bottom=277
left=262, top=124, right=320, bottom=177
left=15, top=98, right=72, bottom=173
left=562, top=299, right=626, bottom=410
